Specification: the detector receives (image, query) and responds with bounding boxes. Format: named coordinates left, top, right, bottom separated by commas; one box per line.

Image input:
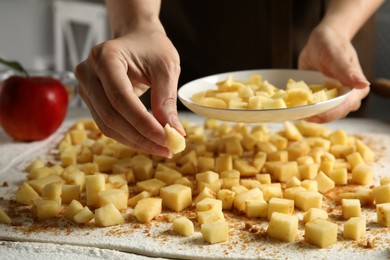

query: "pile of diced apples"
left=191, top=74, right=341, bottom=109
left=1, top=117, right=390, bottom=249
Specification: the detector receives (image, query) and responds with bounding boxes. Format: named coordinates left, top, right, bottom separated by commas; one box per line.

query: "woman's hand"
left=298, top=25, right=370, bottom=123
left=75, top=27, right=183, bottom=157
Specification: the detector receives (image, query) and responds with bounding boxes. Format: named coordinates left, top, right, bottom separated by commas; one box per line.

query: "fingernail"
left=170, top=115, right=186, bottom=136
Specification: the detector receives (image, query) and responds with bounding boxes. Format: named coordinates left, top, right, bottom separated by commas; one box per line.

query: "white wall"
left=0, top=0, right=54, bottom=70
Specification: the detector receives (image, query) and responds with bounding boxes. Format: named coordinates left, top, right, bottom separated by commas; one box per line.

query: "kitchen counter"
left=1, top=108, right=389, bottom=260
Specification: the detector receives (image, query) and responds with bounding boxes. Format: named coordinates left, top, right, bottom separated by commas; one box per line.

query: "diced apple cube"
left=0, top=208, right=11, bottom=224
left=128, top=191, right=151, bottom=208
left=95, top=203, right=125, bottom=227
left=215, top=155, right=233, bottom=172
left=343, top=217, right=366, bottom=240
left=84, top=174, right=105, bottom=207
left=164, top=124, right=186, bottom=154
left=93, top=155, right=118, bottom=173
left=267, top=212, right=298, bottom=242
left=315, top=171, right=335, bottom=194
left=160, top=184, right=192, bottom=212
left=98, top=189, right=128, bottom=210
left=240, top=179, right=262, bottom=190
left=130, top=155, right=154, bottom=181
left=259, top=183, right=283, bottom=202
left=294, top=190, right=323, bottom=211
left=233, top=188, right=264, bottom=212
left=172, top=217, right=194, bottom=237
left=32, top=199, right=60, bottom=220
left=74, top=206, right=94, bottom=224
left=298, top=163, right=319, bottom=180
left=196, top=198, right=222, bottom=212
left=136, top=178, right=166, bottom=196
left=256, top=173, right=271, bottom=184
left=301, top=180, right=318, bottom=192
left=376, top=203, right=390, bottom=227
left=197, top=210, right=225, bottom=224
left=155, top=170, right=182, bottom=185
left=351, top=164, right=373, bottom=185
left=373, top=184, right=390, bottom=204
left=194, top=187, right=216, bottom=204
left=15, top=182, right=40, bottom=205
left=245, top=200, right=268, bottom=218
left=355, top=139, right=375, bottom=162
left=64, top=200, right=84, bottom=221
left=286, top=176, right=301, bottom=188
left=355, top=187, right=374, bottom=206
left=28, top=175, right=65, bottom=195
left=328, top=168, right=348, bottom=185
left=217, top=189, right=235, bottom=210
left=134, top=197, right=162, bottom=223
left=197, top=157, right=215, bottom=172
left=61, top=184, right=80, bottom=204
left=342, top=199, right=361, bottom=220
left=283, top=186, right=306, bottom=200
left=302, top=208, right=328, bottom=224
left=201, top=221, right=229, bottom=244
left=305, top=219, right=338, bottom=248
left=233, top=159, right=257, bottom=177
left=268, top=198, right=294, bottom=219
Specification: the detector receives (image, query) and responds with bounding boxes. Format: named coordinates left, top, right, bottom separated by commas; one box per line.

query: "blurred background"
left=0, top=0, right=389, bottom=120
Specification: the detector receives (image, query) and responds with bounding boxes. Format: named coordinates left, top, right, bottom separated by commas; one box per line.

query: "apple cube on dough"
left=217, top=189, right=235, bottom=210
left=315, top=171, right=335, bottom=194
left=164, top=124, right=186, bottom=154
left=136, top=178, right=166, bottom=196
left=233, top=188, right=264, bottom=212
left=376, top=203, right=390, bottom=227
left=194, top=187, right=216, bottom=204
left=196, top=198, right=222, bottom=212
left=351, top=164, right=373, bottom=185
left=95, top=203, right=124, bottom=227
left=134, top=198, right=162, bottom=223
left=160, top=184, right=192, bottom=212
left=98, top=189, right=128, bottom=210
left=201, top=221, right=229, bottom=244
left=61, top=184, right=81, bottom=204
left=64, top=199, right=84, bottom=221
left=302, top=208, right=328, bottom=224
left=74, top=206, right=94, bottom=224
left=245, top=200, right=268, bottom=218
left=0, top=208, right=11, bottom=224
left=172, top=217, right=194, bottom=237
left=85, top=175, right=106, bottom=207
left=32, top=199, right=60, bottom=220
left=267, top=212, right=298, bottom=242
left=197, top=210, right=225, bottom=225
left=15, top=182, right=40, bottom=205
left=342, top=199, right=361, bottom=220
left=304, top=219, right=338, bottom=248
left=28, top=175, right=65, bottom=195
left=294, top=190, right=323, bottom=211
left=128, top=191, right=151, bottom=208
left=267, top=198, right=294, bottom=220
left=373, top=184, right=390, bottom=204
left=343, top=217, right=366, bottom=240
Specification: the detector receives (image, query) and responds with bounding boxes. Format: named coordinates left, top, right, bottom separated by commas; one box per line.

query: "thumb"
left=150, top=68, right=186, bottom=136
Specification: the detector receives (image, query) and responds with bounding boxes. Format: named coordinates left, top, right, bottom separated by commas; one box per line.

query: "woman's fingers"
left=306, top=87, right=370, bottom=123
left=75, top=61, right=171, bottom=157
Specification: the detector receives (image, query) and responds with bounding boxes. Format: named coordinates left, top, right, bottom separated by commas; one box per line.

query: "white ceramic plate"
left=178, top=69, right=351, bottom=123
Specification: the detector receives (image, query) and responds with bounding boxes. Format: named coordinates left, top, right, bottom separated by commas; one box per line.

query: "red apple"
left=0, top=75, right=68, bottom=141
